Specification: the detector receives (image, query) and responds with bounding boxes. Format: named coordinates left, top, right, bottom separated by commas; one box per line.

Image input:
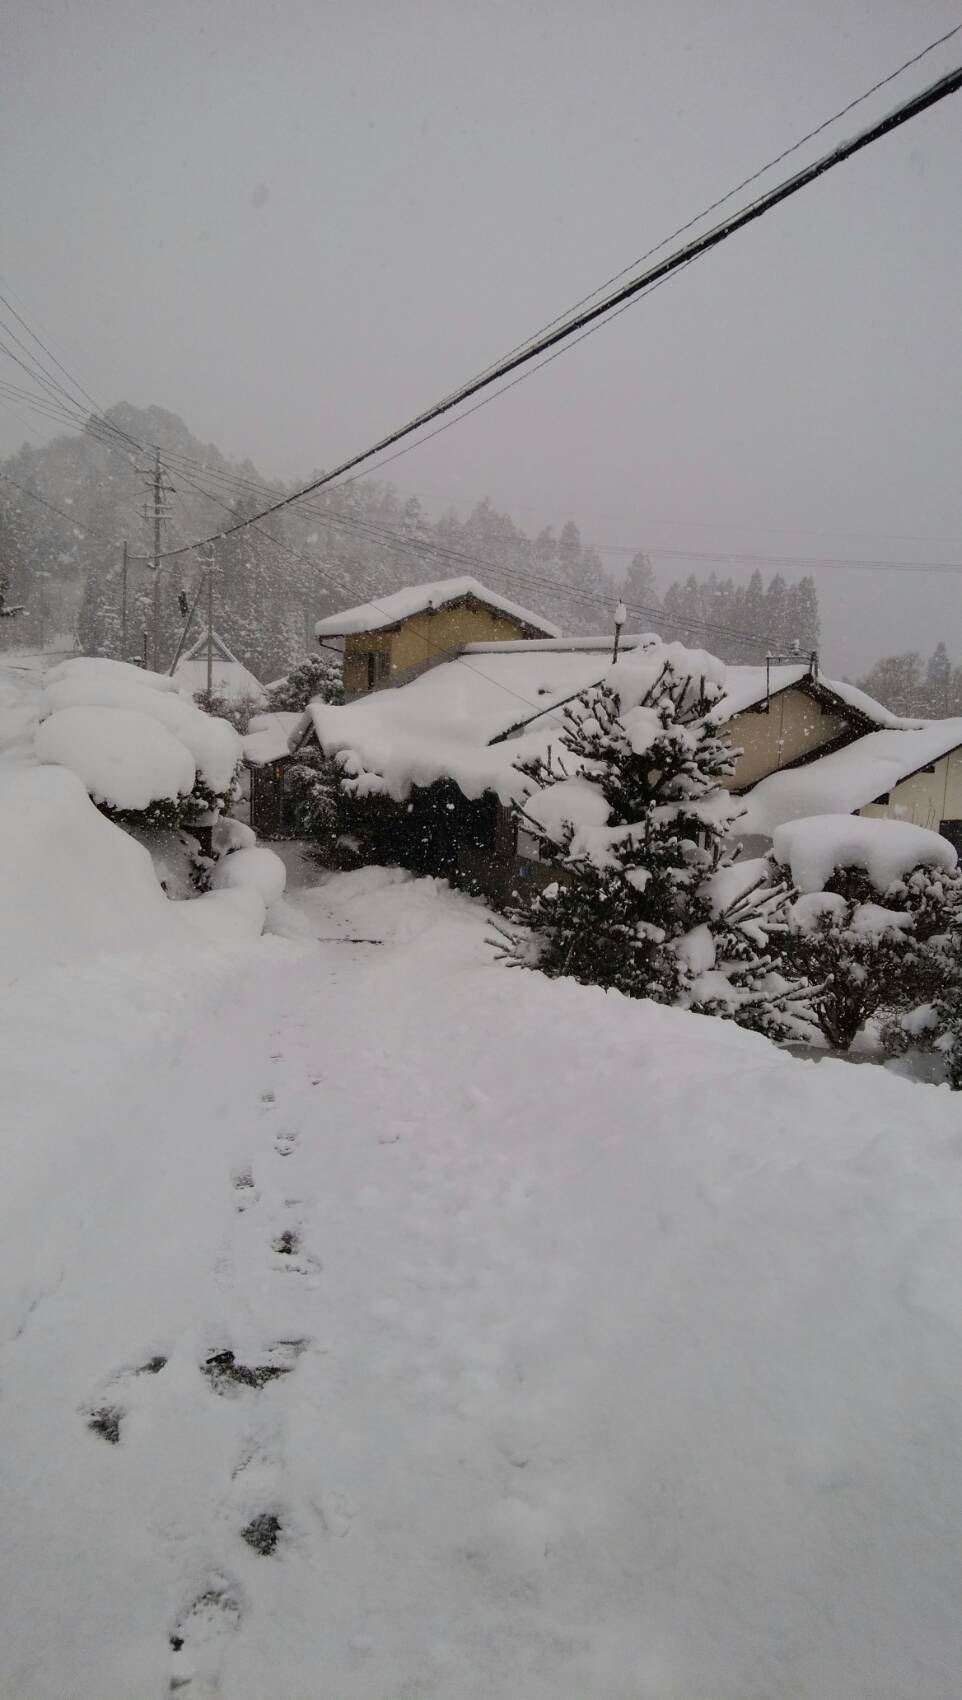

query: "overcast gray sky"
left=2, top=0, right=960, bottom=673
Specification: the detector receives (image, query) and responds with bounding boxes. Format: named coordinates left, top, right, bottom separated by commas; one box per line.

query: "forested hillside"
left=856, top=645, right=962, bottom=719
left=1, top=404, right=820, bottom=680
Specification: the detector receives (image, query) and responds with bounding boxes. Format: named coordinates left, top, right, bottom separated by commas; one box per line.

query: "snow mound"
left=41, top=663, right=241, bottom=794
left=0, top=765, right=171, bottom=974
left=36, top=705, right=196, bottom=812
left=774, top=813, right=957, bottom=894
left=180, top=883, right=267, bottom=939
left=45, top=656, right=180, bottom=694
left=211, top=844, right=287, bottom=906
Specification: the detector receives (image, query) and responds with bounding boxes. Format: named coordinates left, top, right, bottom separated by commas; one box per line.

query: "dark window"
left=367, top=652, right=376, bottom=691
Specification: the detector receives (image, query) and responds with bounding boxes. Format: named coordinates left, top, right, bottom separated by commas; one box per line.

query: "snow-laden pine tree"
left=494, top=652, right=810, bottom=1037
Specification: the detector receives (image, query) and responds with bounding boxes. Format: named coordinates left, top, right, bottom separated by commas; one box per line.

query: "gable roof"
left=314, top=576, right=560, bottom=640
left=709, top=664, right=901, bottom=730
left=739, top=719, right=962, bottom=838
left=173, top=628, right=264, bottom=704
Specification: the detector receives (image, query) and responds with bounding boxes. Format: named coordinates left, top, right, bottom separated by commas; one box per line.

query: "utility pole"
left=151, top=448, right=162, bottom=671
left=137, top=447, right=172, bottom=672
left=206, top=546, right=214, bottom=701
left=120, top=541, right=128, bottom=659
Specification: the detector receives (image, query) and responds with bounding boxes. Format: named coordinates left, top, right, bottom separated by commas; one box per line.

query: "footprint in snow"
left=270, top=1227, right=321, bottom=1279
left=274, top=1129, right=298, bottom=1157
left=260, top=1089, right=276, bottom=1107
left=201, top=1341, right=307, bottom=1395
left=168, top=1574, right=242, bottom=1696
left=84, top=1354, right=168, bottom=1444
left=231, top=1167, right=259, bottom=1211
left=240, top=1510, right=284, bottom=1556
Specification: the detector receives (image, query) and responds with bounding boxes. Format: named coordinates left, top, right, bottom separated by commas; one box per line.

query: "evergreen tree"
left=266, top=652, right=344, bottom=712
left=494, top=657, right=809, bottom=1036
left=923, top=642, right=953, bottom=717
left=764, top=573, right=788, bottom=650
left=623, top=551, right=658, bottom=618
left=856, top=652, right=925, bottom=717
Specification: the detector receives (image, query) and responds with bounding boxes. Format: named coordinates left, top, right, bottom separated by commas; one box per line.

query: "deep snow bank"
left=0, top=765, right=173, bottom=970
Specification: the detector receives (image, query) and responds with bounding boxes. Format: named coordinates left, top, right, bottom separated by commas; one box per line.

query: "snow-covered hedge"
left=773, top=814, right=962, bottom=1053
left=36, top=657, right=242, bottom=827
left=773, top=815, right=957, bottom=895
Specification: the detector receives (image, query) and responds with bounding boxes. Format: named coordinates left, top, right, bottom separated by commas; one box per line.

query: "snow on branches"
left=493, top=657, right=810, bottom=1039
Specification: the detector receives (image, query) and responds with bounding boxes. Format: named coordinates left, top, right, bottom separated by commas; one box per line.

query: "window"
left=366, top=650, right=390, bottom=690
left=517, top=823, right=545, bottom=862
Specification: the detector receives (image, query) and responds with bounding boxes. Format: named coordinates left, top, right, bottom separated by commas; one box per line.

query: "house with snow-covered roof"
left=739, top=717, right=962, bottom=853
left=285, top=619, right=893, bottom=898
left=314, top=576, right=560, bottom=698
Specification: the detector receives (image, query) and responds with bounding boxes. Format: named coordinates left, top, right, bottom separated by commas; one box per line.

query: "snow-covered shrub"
left=494, top=657, right=810, bottom=1039
left=36, top=658, right=241, bottom=831
left=192, top=688, right=264, bottom=734
left=878, top=861, right=962, bottom=1085
left=284, top=748, right=342, bottom=857
left=266, top=653, right=344, bottom=713
left=774, top=815, right=961, bottom=1052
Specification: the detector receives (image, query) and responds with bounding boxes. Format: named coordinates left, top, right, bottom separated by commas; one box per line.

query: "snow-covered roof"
left=463, top=633, right=660, bottom=656
left=243, top=711, right=303, bottom=766
left=172, top=629, right=264, bottom=705
left=740, top=719, right=962, bottom=838
left=314, top=577, right=561, bottom=640
left=709, top=664, right=901, bottom=728
left=290, top=641, right=726, bottom=807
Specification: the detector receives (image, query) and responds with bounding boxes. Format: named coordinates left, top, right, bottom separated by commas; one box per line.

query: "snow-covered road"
left=6, top=653, right=962, bottom=1697
left=4, top=860, right=962, bottom=1698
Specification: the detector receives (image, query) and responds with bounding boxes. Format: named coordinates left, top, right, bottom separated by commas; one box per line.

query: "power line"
left=420, top=21, right=962, bottom=404
left=598, top=542, right=962, bottom=577
left=5, top=315, right=959, bottom=587
left=127, top=55, right=962, bottom=564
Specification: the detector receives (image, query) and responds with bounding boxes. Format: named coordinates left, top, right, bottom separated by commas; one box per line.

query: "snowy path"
left=6, top=850, right=962, bottom=1695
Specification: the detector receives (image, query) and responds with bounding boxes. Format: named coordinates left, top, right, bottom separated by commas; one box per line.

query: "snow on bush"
left=773, top=814, right=957, bottom=895
left=36, top=705, right=196, bottom=818
left=212, top=816, right=256, bottom=857
left=497, top=657, right=811, bottom=1041
left=211, top=844, right=287, bottom=907
left=773, top=818, right=962, bottom=1054
left=41, top=666, right=241, bottom=796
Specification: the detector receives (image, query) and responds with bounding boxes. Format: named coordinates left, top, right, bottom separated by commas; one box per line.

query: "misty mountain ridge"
left=1, top=402, right=820, bottom=683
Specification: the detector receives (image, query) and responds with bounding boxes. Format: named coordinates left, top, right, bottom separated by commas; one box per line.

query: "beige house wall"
left=727, top=688, right=849, bottom=789
left=342, top=601, right=530, bottom=698
left=859, top=747, right=962, bottom=831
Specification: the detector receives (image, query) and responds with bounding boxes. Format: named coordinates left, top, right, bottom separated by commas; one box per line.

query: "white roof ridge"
left=180, top=626, right=243, bottom=666
left=314, top=576, right=560, bottom=639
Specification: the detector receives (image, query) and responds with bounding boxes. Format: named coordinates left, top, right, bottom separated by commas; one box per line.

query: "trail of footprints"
left=83, top=1072, right=320, bottom=1696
